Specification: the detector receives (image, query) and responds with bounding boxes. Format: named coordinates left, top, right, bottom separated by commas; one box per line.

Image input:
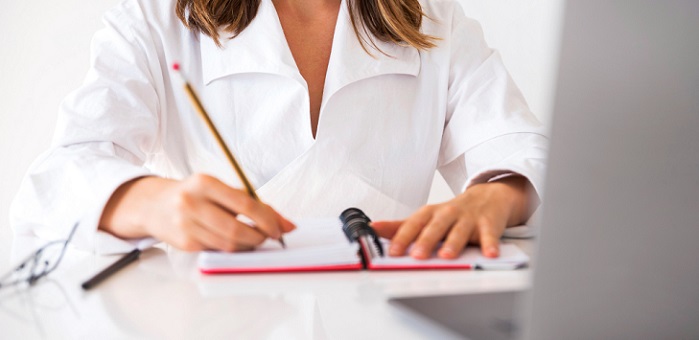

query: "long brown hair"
left=176, top=0, right=436, bottom=52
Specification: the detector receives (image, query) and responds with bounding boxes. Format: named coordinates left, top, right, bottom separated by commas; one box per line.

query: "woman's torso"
left=117, top=0, right=458, bottom=219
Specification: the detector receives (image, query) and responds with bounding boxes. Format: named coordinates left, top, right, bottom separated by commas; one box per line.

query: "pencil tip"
left=279, top=237, right=287, bottom=249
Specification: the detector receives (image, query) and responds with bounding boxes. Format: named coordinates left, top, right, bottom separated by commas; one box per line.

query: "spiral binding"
left=340, top=208, right=384, bottom=257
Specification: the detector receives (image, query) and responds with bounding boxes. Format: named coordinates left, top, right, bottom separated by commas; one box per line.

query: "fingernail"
left=411, top=246, right=427, bottom=258
left=487, top=246, right=499, bottom=257
left=389, top=244, right=402, bottom=256
left=439, top=246, right=456, bottom=258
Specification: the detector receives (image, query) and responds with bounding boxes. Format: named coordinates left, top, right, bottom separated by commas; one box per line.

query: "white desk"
left=0, top=230, right=532, bottom=339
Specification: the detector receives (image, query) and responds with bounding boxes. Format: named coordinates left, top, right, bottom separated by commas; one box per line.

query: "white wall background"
left=0, top=0, right=563, bottom=237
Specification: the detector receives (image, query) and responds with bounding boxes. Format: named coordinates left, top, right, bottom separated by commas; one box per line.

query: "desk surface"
left=0, top=229, right=533, bottom=340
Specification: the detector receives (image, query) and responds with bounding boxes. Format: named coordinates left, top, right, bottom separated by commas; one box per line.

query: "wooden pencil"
left=172, top=62, right=286, bottom=248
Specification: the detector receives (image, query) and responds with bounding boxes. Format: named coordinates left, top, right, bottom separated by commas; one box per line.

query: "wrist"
left=493, top=175, right=536, bottom=225
left=461, top=175, right=533, bottom=226
left=99, top=176, right=170, bottom=238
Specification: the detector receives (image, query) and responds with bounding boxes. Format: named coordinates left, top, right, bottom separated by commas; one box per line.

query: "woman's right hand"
left=99, top=174, right=296, bottom=252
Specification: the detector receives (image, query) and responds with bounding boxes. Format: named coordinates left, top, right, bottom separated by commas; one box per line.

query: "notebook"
left=198, top=208, right=529, bottom=274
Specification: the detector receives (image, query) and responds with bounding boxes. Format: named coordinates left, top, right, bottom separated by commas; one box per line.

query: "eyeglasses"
left=0, top=223, right=78, bottom=290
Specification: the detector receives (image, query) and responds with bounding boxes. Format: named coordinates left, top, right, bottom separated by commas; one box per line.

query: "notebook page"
left=368, top=242, right=529, bottom=270
left=198, top=218, right=360, bottom=270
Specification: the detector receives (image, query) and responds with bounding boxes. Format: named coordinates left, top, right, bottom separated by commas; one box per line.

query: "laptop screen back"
left=524, top=1, right=699, bottom=339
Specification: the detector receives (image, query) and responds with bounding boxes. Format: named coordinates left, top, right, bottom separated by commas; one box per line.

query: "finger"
left=370, top=220, right=403, bottom=239
left=177, top=218, right=225, bottom=252
left=188, top=199, right=267, bottom=248
left=191, top=175, right=284, bottom=240
left=438, top=218, right=476, bottom=259
left=477, top=217, right=503, bottom=258
left=224, top=219, right=268, bottom=250
left=389, top=207, right=433, bottom=256
left=271, top=207, right=297, bottom=233
left=205, top=224, right=256, bottom=252
left=411, top=207, right=460, bottom=259
left=242, top=204, right=285, bottom=240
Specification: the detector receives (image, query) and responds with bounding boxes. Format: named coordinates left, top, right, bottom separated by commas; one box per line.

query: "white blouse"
left=11, top=0, right=548, bottom=254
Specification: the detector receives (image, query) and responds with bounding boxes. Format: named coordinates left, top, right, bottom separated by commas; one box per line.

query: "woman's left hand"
left=372, top=176, right=537, bottom=259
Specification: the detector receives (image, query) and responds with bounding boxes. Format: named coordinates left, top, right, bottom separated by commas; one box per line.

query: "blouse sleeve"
left=438, top=5, right=549, bottom=200
left=9, top=2, right=163, bottom=254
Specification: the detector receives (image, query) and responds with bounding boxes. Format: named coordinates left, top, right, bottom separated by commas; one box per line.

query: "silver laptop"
left=390, top=1, right=699, bottom=339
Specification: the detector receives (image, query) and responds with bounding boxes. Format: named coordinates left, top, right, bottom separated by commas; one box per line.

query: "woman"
left=11, top=0, right=547, bottom=259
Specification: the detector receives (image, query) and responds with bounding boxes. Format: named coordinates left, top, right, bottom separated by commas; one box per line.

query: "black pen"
left=81, top=249, right=141, bottom=290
